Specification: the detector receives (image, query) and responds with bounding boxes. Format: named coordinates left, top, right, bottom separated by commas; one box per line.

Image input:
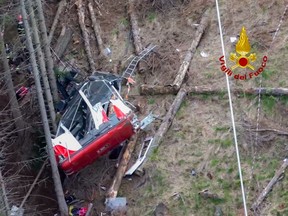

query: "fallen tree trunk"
left=140, top=85, right=288, bottom=96
left=128, top=0, right=145, bottom=72
left=148, top=88, right=187, bottom=150
left=75, top=0, right=96, bottom=72
left=48, top=0, right=67, bottom=44
left=106, top=134, right=138, bottom=198
left=251, top=158, right=288, bottom=211
left=172, top=9, right=210, bottom=88
left=85, top=203, right=93, bottom=216
left=88, top=1, right=105, bottom=55
left=53, top=26, right=73, bottom=59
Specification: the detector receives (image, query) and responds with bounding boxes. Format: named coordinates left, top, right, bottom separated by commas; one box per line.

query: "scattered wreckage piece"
left=140, top=85, right=288, bottom=96
left=121, top=44, right=156, bottom=80
left=125, top=136, right=153, bottom=176
left=16, top=86, right=29, bottom=100
left=106, top=134, right=139, bottom=199
left=105, top=197, right=127, bottom=213
left=172, top=8, right=210, bottom=89
left=251, top=158, right=288, bottom=212
left=75, top=0, right=96, bottom=72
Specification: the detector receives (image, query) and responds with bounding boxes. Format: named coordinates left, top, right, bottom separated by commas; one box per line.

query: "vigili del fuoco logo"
left=219, top=26, right=268, bottom=80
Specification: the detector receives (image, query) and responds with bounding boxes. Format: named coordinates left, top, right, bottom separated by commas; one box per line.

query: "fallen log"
left=53, top=25, right=73, bottom=59
left=106, top=134, right=138, bottom=198
left=48, top=0, right=67, bottom=44
left=75, top=0, right=96, bottom=72
left=147, top=88, right=187, bottom=151
left=85, top=203, right=93, bottom=216
left=251, top=158, right=288, bottom=211
left=172, top=9, right=210, bottom=89
left=88, top=1, right=105, bottom=55
left=140, top=85, right=288, bottom=97
left=128, top=0, right=145, bottom=72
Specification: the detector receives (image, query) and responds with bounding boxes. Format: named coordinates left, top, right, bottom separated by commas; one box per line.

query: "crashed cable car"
left=52, top=72, right=139, bottom=175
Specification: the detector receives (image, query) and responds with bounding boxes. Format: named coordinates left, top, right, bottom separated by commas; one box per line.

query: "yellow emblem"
left=230, top=26, right=256, bottom=70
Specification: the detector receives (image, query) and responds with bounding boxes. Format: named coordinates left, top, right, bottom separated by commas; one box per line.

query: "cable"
left=215, top=1, right=248, bottom=215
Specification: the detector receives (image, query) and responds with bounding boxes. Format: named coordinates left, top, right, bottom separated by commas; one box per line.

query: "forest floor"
left=2, top=0, right=288, bottom=215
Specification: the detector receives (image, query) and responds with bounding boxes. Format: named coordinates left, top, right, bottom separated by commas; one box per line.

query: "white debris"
left=105, top=197, right=127, bottom=211
left=176, top=49, right=180, bottom=52
left=230, top=37, right=237, bottom=43
left=200, top=51, right=209, bottom=57
left=9, top=205, right=24, bottom=216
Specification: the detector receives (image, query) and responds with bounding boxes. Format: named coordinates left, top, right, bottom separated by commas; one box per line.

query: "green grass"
left=214, top=126, right=230, bottom=132
left=150, top=147, right=159, bottom=161
left=210, top=158, right=220, bottom=167
left=279, top=80, right=286, bottom=87
left=261, top=69, right=274, bottom=80
left=261, top=95, right=277, bottom=113
left=147, top=98, right=155, bottom=104
left=112, top=28, right=119, bottom=36
left=120, top=17, right=129, bottom=27
left=208, top=138, right=233, bottom=148
left=147, top=12, right=156, bottom=22
left=176, top=100, right=188, bottom=118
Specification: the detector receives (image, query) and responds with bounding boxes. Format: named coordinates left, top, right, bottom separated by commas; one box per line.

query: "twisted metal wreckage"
left=52, top=44, right=157, bottom=175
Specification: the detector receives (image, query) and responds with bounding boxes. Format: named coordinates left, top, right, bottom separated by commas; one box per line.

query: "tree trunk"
left=140, top=85, right=288, bottom=96
left=48, top=0, right=67, bottom=44
left=27, top=0, right=57, bottom=133
left=53, top=26, right=73, bottom=59
left=172, top=9, right=210, bottom=88
left=0, top=28, right=25, bottom=134
left=75, top=0, right=96, bottom=73
left=35, top=0, right=59, bottom=102
left=0, top=168, right=9, bottom=216
left=251, top=158, right=288, bottom=211
left=128, top=0, right=145, bottom=72
left=148, top=88, right=186, bottom=150
left=106, top=134, right=138, bottom=198
left=20, top=1, right=68, bottom=215
left=88, top=1, right=105, bottom=55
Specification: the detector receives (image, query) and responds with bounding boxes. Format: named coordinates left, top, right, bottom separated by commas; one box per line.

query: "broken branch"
left=19, top=159, right=48, bottom=209
left=148, top=88, right=187, bottom=150
left=106, top=134, right=138, bottom=198
left=251, top=158, right=288, bottom=211
left=172, top=9, right=210, bottom=89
